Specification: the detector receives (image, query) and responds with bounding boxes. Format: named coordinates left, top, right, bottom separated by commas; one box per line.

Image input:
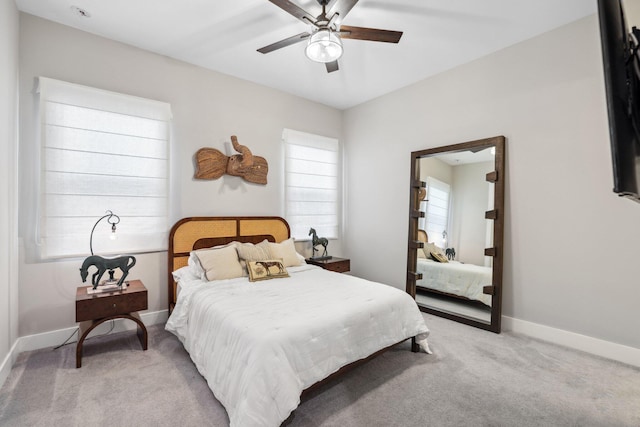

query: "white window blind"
left=283, top=129, right=339, bottom=240
left=420, top=177, right=451, bottom=248
left=36, top=77, right=172, bottom=259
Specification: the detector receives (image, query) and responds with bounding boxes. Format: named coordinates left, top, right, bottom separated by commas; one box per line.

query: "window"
left=36, top=77, right=172, bottom=259
left=283, top=129, right=340, bottom=240
left=419, top=177, right=451, bottom=248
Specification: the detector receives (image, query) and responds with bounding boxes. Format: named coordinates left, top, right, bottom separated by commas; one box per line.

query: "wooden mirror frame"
left=406, top=136, right=505, bottom=333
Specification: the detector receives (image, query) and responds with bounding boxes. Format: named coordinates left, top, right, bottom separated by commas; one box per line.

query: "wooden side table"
left=306, top=257, right=350, bottom=273
left=75, top=279, right=148, bottom=368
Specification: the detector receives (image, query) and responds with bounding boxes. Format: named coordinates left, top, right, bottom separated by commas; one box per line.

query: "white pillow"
left=172, top=265, right=201, bottom=283
left=188, top=252, right=207, bottom=280
left=268, top=238, right=303, bottom=267
left=417, top=248, right=427, bottom=259
left=193, top=243, right=244, bottom=281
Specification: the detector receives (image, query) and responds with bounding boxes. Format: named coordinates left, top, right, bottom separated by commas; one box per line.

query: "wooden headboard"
left=167, top=216, right=291, bottom=312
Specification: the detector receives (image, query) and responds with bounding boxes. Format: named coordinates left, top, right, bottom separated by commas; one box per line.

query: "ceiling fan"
left=257, top=0, right=403, bottom=73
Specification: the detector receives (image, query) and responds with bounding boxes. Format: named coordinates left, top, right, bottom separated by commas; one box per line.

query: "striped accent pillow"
left=236, top=240, right=272, bottom=263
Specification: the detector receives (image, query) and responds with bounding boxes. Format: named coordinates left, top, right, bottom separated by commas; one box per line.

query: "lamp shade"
left=305, top=28, right=343, bottom=63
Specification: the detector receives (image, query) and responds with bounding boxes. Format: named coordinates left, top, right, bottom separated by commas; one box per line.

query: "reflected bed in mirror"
left=407, top=136, right=505, bottom=333
left=415, top=229, right=492, bottom=322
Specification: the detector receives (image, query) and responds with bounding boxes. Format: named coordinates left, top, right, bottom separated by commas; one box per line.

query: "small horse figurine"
left=308, top=228, right=329, bottom=258
left=445, top=247, right=456, bottom=261
left=80, top=255, right=136, bottom=289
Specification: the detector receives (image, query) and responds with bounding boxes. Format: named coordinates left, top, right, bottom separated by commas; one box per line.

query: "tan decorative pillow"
left=431, top=251, right=449, bottom=263
left=268, top=238, right=303, bottom=267
left=194, top=244, right=244, bottom=281
left=424, top=242, right=446, bottom=260
left=247, top=260, right=289, bottom=282
left=236, top=240, right=272, bottom=262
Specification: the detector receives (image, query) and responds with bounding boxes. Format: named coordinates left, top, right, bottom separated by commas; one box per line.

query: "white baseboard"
left=502, top=316, right=640, bottom=368
left=0, top=339, right=20, bottom=391
left=18, top=309, right=168, bottom=353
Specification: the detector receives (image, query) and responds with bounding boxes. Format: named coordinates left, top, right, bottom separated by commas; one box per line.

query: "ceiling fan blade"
left=257, top=32, right=311, bottom=54
left=325, top=60, right=339, bottom=73
left=326, top=0, right=359, bottom=26
left=268, top=0, right=317, bottom=26
left=339, top=25, right=403, bottom=43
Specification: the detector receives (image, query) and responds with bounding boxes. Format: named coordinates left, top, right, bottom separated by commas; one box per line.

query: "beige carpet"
left=1, top=314, right=639, bottom=426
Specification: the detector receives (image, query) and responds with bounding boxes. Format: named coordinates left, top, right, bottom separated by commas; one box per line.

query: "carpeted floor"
left=1, top=314, right=639, bottom=427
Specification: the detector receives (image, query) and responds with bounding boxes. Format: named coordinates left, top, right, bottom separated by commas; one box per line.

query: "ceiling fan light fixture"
left=305, top=28, right=343, bottom=63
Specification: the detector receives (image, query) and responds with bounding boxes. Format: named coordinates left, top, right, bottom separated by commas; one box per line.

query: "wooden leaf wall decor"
left=194, top=148, right=227, bottom=180
left=194, top=135, right=269, bottom=185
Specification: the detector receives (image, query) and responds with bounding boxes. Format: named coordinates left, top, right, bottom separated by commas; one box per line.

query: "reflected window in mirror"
left=420, top=177, right=450, bottom=251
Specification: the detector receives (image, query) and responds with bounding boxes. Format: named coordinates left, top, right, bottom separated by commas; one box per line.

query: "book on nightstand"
left=86, top=281, right=127, bottom=294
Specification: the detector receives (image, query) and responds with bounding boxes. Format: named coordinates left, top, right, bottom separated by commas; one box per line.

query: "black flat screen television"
left=598, top=0, right=640, bottom=203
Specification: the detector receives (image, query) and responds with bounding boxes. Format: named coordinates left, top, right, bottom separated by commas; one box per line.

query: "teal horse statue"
left=308, top=228, right=329, bottom=258
left=80, top=255, right=136, bottom=289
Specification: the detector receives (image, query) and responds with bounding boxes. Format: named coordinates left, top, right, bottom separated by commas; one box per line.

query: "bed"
left=415, top=230, right=492, bottom=306
left=165, top=216, right=430, bottom=427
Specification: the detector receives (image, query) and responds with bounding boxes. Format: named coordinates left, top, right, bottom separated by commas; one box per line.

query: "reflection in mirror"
left=407, top=137, right=505, bottom=333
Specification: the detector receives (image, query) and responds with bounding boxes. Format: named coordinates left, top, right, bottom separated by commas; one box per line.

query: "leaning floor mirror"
left=406, top=136, right=505, bottom=333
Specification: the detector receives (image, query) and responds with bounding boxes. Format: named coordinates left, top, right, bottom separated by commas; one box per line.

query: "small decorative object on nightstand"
left=306, top=257, right=350, bottom=273
left=79, top=210, right=137, bottom=290
left=445, top=247, right=456, bottom=260
left=75, top=279, right=148, bottom=368
left=308, top=227, right=330, bottom=260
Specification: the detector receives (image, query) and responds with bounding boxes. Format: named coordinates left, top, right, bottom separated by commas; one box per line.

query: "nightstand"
left=306, top=257, right=350, bottom=273
left=75, top=279, right=148, bottom=368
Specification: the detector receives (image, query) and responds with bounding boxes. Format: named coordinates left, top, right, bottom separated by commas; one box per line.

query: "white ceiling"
left=15, top=0, right=596, bottom=110
left=435, top=147, right=495, bottom=166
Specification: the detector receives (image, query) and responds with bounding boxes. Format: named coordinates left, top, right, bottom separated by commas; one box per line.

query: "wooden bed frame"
left=167, top=216, right=420, bottom=402
left=167, top=216, right=290, bottom=312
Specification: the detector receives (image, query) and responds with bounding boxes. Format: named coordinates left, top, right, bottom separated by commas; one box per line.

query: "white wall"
left=344, top=15, right=640, bottom=350
left=451, top=161, right=493, bottom=265
left=419, top=157, right=452, bottom=184
left=18, top=14, right=342, bottom=337
left=0, top=0, right=20, bottom=383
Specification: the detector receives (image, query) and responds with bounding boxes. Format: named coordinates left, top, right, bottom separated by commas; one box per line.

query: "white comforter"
left=416, top=259, right=492, bottom=306
left=166, top=264, right=430, bottom=427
